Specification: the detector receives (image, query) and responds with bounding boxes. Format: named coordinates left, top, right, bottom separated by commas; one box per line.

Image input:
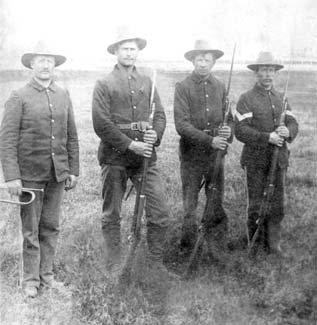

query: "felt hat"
left=247, top=51, right=284, bottom=71
left=184, top=39, right=224, bottom=61
left=21, top=40, right=66, bottom=69
left=107, top=26, right=147, bottom=55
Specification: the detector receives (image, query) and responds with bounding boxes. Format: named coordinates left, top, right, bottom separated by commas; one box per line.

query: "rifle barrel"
left=226, top=43, right=237, bottom=98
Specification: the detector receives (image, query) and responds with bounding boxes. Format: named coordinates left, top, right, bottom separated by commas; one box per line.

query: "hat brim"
left=21, top=53, right=66, bottom=69
left=184, top=49, right=224, bottom=61
left=247, top=63, right=284, bottom=71
left=107, top=38, right=147, bottom=55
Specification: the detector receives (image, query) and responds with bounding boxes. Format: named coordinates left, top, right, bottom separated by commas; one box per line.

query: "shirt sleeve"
left=173, top=82, right=212, bottom=149
left=92, top=80, right=132, bottom=152
left=235, top=94, right=270, bottom=146
left=66, top=95, right=80, bottom=176
left=0, top=91, right=23, bottom=181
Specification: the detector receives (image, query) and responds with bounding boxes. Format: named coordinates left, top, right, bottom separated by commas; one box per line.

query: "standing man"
left=235, top=52, right=298, bottom=254
left=92, top=29, right=173, bottom=277
left=174, top=40, right=233, bottom=257
left=0, top=42, right=79, bottom=298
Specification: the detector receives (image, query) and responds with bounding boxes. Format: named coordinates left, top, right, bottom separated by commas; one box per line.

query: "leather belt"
left=117, top=122, right=144, bottom=131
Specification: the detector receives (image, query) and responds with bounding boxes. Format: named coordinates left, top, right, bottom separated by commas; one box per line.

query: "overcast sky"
left=1, top=0, right=317, bottom=68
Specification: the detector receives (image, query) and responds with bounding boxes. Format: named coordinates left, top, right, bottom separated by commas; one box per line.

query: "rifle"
left=184, top=44, right=236, bottom=277
left=119, top=70, right=157, bottom=286
left=248, top=63, right=291, bottom=256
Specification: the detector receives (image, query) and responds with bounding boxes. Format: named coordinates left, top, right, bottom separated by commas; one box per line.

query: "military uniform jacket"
left=0, top=79, right=79, bottom=182
left=174, top=71, right=232, bottom=163
left=235, top=83, right=298, bottom=169
left=92, top=64, right=166, bottom=168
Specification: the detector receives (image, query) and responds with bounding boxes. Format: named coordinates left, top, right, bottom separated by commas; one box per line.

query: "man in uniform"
left=92, top=29, right=173, bottom=276
left=174, top=39, right=233, bottom=257
left=235, top=52, right=298, bottom=254
left=0, top=42, right=79, bottom=298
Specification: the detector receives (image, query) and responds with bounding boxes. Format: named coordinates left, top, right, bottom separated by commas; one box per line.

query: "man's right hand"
left=211, top=136, right=228, bottom=150
left=128, top=141, right=153, bottom=158
left=269, top=132, right=284, bottom=147
left=6, top=179, right=23, bottom=196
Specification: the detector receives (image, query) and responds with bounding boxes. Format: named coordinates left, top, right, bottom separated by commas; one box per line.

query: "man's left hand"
left=218, top=125, right=231, bottom=139
left=65, top=175, right=78, bottom=191
left=276, top=126, right=290, bottom=139
left=144, top=129, right=158, bottom=145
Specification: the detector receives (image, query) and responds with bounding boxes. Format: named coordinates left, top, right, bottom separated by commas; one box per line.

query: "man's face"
left=31, top=55, right=55, bottom=81
left=256, top=66, right=276, bottom=89
left=115, top=41, right=139, bottom=67
left=193, top=52, right=215, bottom=77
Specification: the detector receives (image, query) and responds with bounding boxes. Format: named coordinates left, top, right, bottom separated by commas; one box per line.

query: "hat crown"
left=255, top=51, right=278, bottom=65
left=193, top=39, right=212, bottom=51
left=32, top=40, right=55, bottom=56
left=114, top=26, right=140, bottom=44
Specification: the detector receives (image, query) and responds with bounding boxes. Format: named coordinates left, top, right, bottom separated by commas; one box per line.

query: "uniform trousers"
left=20, top=178, right=64, bottom=288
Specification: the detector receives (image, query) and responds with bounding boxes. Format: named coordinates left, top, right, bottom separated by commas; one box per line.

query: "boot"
left=147, top=224, right=180, bottom=282
left=267, top=222, right=282, bottom=255
left=102, top=227, right=121, bottom=271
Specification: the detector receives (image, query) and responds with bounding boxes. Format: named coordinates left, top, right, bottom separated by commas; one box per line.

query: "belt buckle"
left=131, top=122, right=138, bottom=131
left=203, top=129, right=211, bottom=135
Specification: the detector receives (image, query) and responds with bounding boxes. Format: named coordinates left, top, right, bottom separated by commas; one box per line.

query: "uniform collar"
left=254, top=83, right=278, bottom=96
left=191, top=71, right=215, bottom=84
left=29, top=78, right=57, bottom=92
left=113, top=64, right=140, bottom=80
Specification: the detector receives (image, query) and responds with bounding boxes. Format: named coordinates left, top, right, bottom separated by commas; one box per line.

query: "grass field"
left=0, top=68, right=316, bottom=324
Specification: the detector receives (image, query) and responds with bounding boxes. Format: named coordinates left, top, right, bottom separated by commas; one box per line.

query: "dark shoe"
left=24, top=286, right=38, bottom=298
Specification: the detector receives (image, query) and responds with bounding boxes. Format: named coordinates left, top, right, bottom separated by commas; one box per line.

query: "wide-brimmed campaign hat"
left=184, top=39, right=224, bottom=61
left=21, top=40, right=66, bottom=69
left=107, top=26, right=147, bottom=55
left=247, top=51, right=284, bottom=71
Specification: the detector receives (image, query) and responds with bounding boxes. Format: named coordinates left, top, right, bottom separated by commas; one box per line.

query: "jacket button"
left=52, top=136, right=55, bottom=139
left=52, top=152, right=55, bottom=156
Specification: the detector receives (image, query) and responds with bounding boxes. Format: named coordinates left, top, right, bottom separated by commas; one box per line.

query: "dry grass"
left=0, top=69, right=316, bottom=324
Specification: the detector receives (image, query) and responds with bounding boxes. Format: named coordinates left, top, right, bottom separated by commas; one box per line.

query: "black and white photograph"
left=0, top=0, right=316, bottom=324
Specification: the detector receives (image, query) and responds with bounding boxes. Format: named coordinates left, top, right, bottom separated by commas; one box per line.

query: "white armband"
left=236, top=111, right=253, bottom=122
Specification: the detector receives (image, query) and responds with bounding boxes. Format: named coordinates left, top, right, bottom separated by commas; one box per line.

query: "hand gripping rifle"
left=248, top=63, right=291, bottom=256
left=119, top=70, right=157, bottom=286
left=184, top=44, right=236, bottom=278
